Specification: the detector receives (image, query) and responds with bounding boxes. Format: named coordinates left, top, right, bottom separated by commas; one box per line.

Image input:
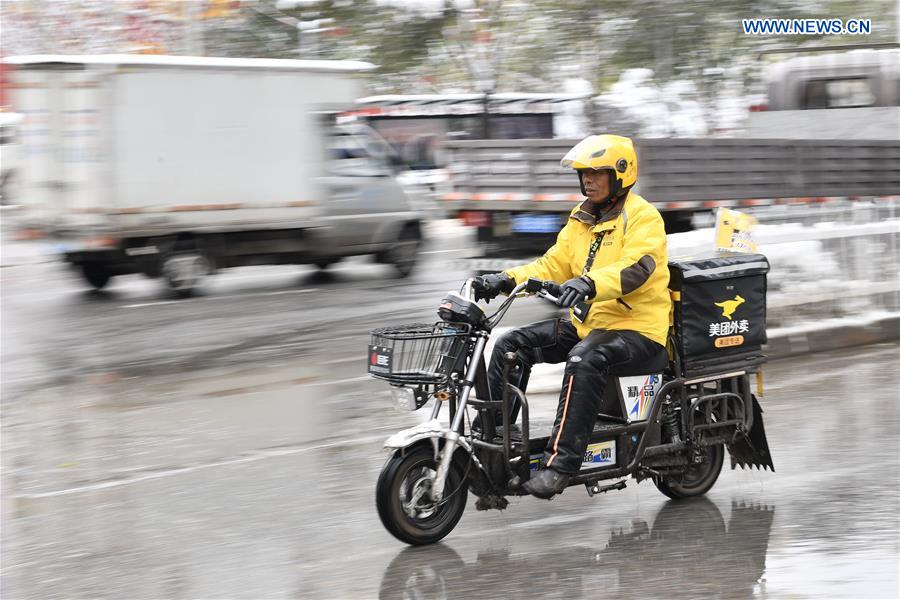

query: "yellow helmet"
left=560, top=134, right=638, bottom=199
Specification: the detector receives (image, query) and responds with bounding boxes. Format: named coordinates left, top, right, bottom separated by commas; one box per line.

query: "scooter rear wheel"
left=376, top=445, right=468, bottom=546
left=653, top=443, right=724, bottom=499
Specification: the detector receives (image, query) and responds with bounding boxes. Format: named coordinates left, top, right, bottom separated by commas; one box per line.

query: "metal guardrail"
left=444, top=138, right=900, bottom=207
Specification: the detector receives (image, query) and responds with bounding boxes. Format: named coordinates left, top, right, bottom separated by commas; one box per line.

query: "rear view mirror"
left=525, top=278, right=543, bottom=294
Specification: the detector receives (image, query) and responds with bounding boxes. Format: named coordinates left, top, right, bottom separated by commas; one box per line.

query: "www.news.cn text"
left=741, top=18, right=871, bottom=35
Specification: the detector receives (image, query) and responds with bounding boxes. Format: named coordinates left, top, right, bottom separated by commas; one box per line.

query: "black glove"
left=558, top=276, right=596, bottom=308
left=472, top=273, right=515, bottom=303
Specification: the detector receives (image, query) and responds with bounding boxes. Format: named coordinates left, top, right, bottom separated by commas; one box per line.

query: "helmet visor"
left=560, top=136, right=612, bottom=170
left=560, top=144, right=590, bottom=169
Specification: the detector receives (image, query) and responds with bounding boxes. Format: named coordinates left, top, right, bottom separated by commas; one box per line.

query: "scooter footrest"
left=485, top=425, right=522, bottom=443
left=593, top=418, right=626, bottom=433
left=585, top=480, right=627, bottom=497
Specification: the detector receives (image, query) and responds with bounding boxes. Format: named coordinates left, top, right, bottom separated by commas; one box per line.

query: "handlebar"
left=460, top=277, right=561, bottom=304
left=457, top=277, right=566, bottom=330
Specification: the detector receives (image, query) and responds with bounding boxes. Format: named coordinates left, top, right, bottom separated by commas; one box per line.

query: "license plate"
left=511, top=213, right=562, bottom=233
left=367, top=345, right=393, bottom=375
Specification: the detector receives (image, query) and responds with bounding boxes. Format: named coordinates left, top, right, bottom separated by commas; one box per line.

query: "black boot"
left=523, top=468, right=570, bottom=499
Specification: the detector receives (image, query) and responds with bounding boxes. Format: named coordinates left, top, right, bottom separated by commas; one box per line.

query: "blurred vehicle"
left=342, top=93, right=590, bottom=216
left=438, top=136, right=900, bottom=263
left=432, top=47, right=900, bottom=267
left=746, top=46, right=900, bottom=139
left=4, top=54, right=424, bottom=294
left=0, top=111, right=23, bottom=205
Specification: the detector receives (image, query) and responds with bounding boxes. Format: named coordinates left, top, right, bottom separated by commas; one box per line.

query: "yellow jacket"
left=505, top=192, right=671, bottom=346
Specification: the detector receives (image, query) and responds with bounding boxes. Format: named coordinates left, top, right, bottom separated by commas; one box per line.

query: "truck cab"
left=746, top=47, right=900, bottom=139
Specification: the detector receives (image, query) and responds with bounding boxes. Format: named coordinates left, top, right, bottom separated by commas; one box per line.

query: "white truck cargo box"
left=8, top=55, right=371, bottom=233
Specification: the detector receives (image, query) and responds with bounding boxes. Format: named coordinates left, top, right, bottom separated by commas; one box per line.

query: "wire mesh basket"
left=368, top=322, right=471, bottom=385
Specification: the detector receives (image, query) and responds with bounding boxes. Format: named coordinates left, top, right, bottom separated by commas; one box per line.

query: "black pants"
left=487, top=318, right=665, bottom=474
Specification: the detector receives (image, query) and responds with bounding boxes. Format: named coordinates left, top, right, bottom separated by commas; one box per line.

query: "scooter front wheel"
left=376, top=445, right=468, bottom=546
left=653, top=443, right=724, bottom=499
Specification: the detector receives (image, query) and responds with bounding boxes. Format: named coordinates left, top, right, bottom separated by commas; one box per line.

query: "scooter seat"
left=610, top=344, right=669, bottom=376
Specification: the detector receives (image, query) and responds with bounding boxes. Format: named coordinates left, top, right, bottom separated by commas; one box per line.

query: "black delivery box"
left=668, top=252, right=769, bottom=377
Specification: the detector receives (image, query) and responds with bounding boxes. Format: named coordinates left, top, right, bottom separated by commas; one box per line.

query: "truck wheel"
left=82, top=264, right=111, bottom=290
left=653, top=444, right=724, bottom=499
left=376, top=445, right=468, bottom=546
left=386, top=226, right=422, bottom=279
left=162, top=253, right=210, bottom=298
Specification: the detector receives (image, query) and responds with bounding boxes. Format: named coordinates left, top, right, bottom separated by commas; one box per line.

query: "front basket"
left=368, top=322, right=471, bottom=386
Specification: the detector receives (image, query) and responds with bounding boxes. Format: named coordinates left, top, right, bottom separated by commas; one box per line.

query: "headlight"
left=391, top=386, right=418, bottom=412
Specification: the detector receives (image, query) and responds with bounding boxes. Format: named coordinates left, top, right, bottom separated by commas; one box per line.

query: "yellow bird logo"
left=715, top=295, right=745, bottom=320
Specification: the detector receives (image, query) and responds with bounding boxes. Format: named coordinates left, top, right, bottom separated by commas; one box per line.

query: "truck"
left=4, top=55, right=424, bottom=294
left=436, top=47, right=900, bottom=264
left=440, top=136, right=899, bottom=259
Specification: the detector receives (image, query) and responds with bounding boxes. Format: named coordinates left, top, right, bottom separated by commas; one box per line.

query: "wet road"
left=2, top=227, right=899, bottom=599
